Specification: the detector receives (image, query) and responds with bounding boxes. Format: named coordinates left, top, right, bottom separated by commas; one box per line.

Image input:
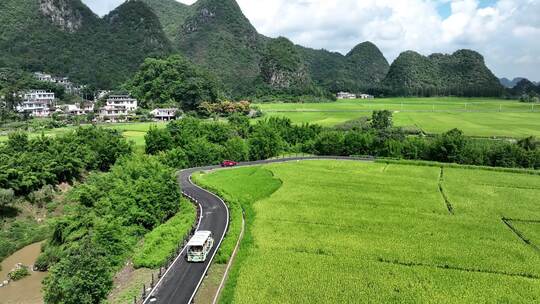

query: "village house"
left=359, top=93, right=374, bottom=99
left=99, top=95, right=138, bottom=122
left=17, top=90, right=55, bottom=117
left=57, top=102, right=95, bottom=116
left=337, top=92, right=357, bottom=99
left=150, top=108, right=178, bottom=121
left=34, top=72, right=83, bottom=94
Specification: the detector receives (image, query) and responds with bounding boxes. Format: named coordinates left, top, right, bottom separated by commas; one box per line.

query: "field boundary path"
left=144, top=156, right=374, bottom=304
left=212, top=209, right=245, bottom=304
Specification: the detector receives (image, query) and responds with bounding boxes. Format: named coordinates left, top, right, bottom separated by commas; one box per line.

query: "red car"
left=221, top=160, right=238, bottom=167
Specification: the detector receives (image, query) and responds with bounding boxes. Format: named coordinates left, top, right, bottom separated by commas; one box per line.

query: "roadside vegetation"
left=193, top=167, right=282, bottom=265
left=197, top=160, right=540, bottom=303
left=39, top=154, right=181, bottom=303
left=132, top=198, right=196, bottom=268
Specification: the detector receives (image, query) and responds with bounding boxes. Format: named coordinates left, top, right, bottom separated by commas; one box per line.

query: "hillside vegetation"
left=0, top=0, right=171, bottom=89
left=0, top=0, right=506, bottom=98
left=382, top=50, right=504, bottom=97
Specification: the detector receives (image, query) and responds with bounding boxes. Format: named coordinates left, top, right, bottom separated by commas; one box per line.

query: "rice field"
left=256, top=97, right=540, bottom=138
left=196, top=160, right=540, bottom=303
left=0, top=122, right=166, bottom=149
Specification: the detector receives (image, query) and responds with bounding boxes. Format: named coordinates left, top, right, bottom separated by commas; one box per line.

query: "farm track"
left=144, top=156, right=374, bottom=304
left=378, top=258, right=540, bottom=280
left=438, top=167, right=455, bottom=215
left=507, top=219, right=540, bottom=224
left=502, top=218, right=540, bottom=254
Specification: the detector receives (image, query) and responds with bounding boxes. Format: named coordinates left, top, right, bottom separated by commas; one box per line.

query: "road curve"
left=145, top=156, right=373, bottom=304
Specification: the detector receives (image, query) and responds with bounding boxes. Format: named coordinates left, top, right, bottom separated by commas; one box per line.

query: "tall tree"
left=129, top=55, right=222, bottom=110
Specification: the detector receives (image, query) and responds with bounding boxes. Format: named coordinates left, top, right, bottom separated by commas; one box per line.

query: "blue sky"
left=81, top=0, right=540, bottom=80
left=436, top=0, right=497, bottom=18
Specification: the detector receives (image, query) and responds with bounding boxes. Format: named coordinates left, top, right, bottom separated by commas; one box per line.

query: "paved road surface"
left=145, top=156, right=373, bottom=304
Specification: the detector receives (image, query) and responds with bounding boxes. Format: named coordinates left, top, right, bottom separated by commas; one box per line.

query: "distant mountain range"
left=0, top=0, right=505, bottom=98
left=500, top=77, right=539, bottom=88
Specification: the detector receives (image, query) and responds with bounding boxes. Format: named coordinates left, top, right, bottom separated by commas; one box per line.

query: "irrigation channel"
left=144, top=156, right=374, bottom=304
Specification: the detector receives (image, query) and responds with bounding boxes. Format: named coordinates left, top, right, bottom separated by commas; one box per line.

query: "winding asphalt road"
left=144, top=156, right=373, bottom=304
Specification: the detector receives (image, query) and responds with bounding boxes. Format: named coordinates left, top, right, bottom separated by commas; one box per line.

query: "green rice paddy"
left=196, top=160, right=540, bottom=303
left=0, top=122, right=166, bottom=149
left=257, top=97, right=540, bottom=138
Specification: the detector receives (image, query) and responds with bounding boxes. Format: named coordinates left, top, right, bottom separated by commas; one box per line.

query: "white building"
left=17, top=90, right=55, bottom=117
left=34, top=72, right=53, bottom=82
left=99, top=95, right=138, bottom=122
left=359, top=94, right=374, bottom=99
left=337, top=92, right=357, bottom=99
left=58, top=102, right=95, bottom=116
left=150, top=108, right=178, bottom=121
left=34, top=72, right=82, bottom=94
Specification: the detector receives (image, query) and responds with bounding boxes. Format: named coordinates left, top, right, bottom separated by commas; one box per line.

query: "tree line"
left=0, top=127, right=132, bottom=201
left=145, top=112, right=540, bottom=170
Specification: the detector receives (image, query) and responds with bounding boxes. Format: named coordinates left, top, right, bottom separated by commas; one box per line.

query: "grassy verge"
left=192, top=173, right=244, bottom=264
left=193, top=167, right=282, bottom=303
left=132, top=198, right=196, bottom=268
left=108, top=268, right=154, bottom=304
left=375, top=158, right=540, bottom=175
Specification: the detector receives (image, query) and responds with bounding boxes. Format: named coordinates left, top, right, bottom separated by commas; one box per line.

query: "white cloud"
left=81, top=0, right=540, bottom=80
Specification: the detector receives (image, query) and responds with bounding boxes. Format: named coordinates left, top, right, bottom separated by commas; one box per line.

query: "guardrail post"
left=142, top=284, right=146, bottom=299
left=134, top=296, right=137, bottom=304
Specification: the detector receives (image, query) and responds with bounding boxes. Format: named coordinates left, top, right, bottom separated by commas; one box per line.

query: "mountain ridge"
left=382, top=49, right=503, bottom=96
left=0, top=0, right=505, bottom=98
left=0, top=0, right=172, bottom=88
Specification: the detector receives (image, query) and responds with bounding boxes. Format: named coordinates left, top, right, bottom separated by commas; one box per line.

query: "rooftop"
left=187, top=231, right=212, bottom=247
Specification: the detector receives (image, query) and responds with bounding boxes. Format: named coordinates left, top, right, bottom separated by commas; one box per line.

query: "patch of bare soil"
left=108, top=262, right=154, bottom=304
left=193, top=263, right=227, bottom=304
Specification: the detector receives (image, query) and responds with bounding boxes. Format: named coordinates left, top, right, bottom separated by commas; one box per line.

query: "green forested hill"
left=140, top=0, right=191, bottom=42
left=299, top=41, right=390, bottom=93
left=141, top=0, right=390, bottom=97
left=0, top=0, right=504, bottom=98
left=382, top=50, right=504, bottom=96
left=0, top=0, right=171, bottom=89
left=175, top=0, right=265, bottom=96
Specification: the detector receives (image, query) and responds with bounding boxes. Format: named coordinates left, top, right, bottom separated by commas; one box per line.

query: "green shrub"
left=28, top=185, right=55, bottom=207
left=8, top=264, right=30, bottom=281
left=0, top=218, right=49, bottom=264
left=0, top=188, right=15, bottom=207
